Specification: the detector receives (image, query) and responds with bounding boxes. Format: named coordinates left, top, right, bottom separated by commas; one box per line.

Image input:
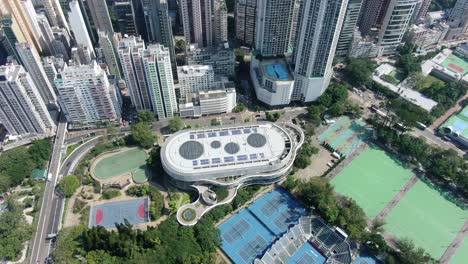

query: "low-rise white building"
left=179, top=88, right=236, bottom=118
left=407, top=23, right=449, bottom=49
left=250, top=57, right=294, bottom=106
left=55, top=61, right=121, bottom=123
left=177, top=65, right=219, bottom=97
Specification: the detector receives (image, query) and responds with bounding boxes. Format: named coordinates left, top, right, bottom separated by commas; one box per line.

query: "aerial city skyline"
left=0, top=1, right=467, bottom=264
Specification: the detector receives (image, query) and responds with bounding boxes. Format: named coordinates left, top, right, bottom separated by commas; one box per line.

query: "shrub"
left=102, top=189, right=121, bottom=200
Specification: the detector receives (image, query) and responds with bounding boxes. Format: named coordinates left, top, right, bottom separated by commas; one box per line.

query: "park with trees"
left=0, top=138, right=52, bottom=193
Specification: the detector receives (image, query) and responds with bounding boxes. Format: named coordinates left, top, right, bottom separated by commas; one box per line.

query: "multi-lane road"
left=29, top=115, right=67, bottom=264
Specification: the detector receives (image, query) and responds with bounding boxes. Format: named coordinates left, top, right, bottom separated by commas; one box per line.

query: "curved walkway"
left=177, top=186, right=237, bottom=226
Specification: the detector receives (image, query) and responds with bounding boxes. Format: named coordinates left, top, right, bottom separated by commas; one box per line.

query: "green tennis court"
left=384, top=181, right=468, bottom=259
left=331, top=146, right=413, bottom=218
left=93, top=148, right=148, bottom=180
left=450, top=236, right=468, bottom=264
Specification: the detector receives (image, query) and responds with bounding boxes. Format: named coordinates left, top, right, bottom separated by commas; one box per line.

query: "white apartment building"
left=179, top=88, right=236, bottom=118
left=255, top=0, right=295, bottom=56
left=250, top=58, right=294, bottom=106
left=42, top=0, right=68, bottom=30
left=177, top=65, right=218, bottom=97
left=0, top=63, right=56, bottom=136
left=141, top=44, right=178, bottom=119
left=54, top=61, right=120, bottom=123
left=15, top=42, right=57, bottom=105
left=68, top=0, right=95, bottom=55
left=377, top=0, right=421, bottom=54
left=292, top=0, right=348, bottom=102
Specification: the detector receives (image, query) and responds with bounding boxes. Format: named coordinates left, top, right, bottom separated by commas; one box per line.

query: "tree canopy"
left=297, top=178, right=367, bottom=240
left=130, top=122, right=155, bottom=149
left=59, top=175, right=80, bottom=197
left=137, top=110, right=155, bottom=123
left=168, top=116, right=184, bottom=133
left=53, top=216, right=220, bottom=264
left=0, top=199, right=33, bottom=261
left=345, top=58, right=377, bottom=87
left=0, top=138, right=52, bottom=192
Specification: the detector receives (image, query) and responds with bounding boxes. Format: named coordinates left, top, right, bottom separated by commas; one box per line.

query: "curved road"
left=29, top=134, right=103, bottom=264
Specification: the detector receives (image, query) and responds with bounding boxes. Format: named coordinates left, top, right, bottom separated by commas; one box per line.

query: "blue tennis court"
left=219, top=188, right=308, bottom=264
left=352, top=253, right=380, bottom=264
left=287, top=242, right=326, bottom=264
left=249, top=188, right=307, bottom=235
left=219, top=209, right=275, bottom=264
left=89, top=198, right=150, bottom=228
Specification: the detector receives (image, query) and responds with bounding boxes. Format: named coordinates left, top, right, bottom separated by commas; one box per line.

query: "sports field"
left=93, top=148, right=149, bottom=180
left=384, top=181, right=468, bottom=259
left=89, top=198, right=150, bottom=228
left=450, top=236, right=468, bottom=264
left=441, top=54, right=468, bottom=75
left=318, top=116, right=371, bottom=157
left=331, top=146, right=413, bottom=218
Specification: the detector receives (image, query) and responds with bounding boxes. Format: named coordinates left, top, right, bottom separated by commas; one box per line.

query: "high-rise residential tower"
left=113, top=0, right=138, bottom=36
left=179, top=0, right=227, bottom=48
left=141, top=44, right=177, bottom=119
left=54, top=61, right=121, bottom=123
left=86, top=0, right=114, bottom=35
left=446, top=0, right=468, bottom=39
left=358, top=0, right=387, bottom=36
left=377, top=0, right=421, bottom=54
left=0, top=63, right=56, bottom=136
left=42, top=0, right=69, bottom=30
left=213, top=0, right=228, bottom=44
left=292, top=0, right=348, bottom=102
left=416, top=0, right=432, bottom=21
left=235, top=0, right=257, bottom=47
left=0, top=18, right=26, bottom=63
left=255, top=0, right=295, bottom=56
left=142, top=0, right=176, bottom=70
left=118, top=35, right=150, bottom=111
left=98, top=31, right=122, bottom=78
left=69, top=0, right=95, bottom=55
left=51, top=27, right=71, bottom=61
left=336, top=0, right=363, bottom=56
left=16, top=42, right=57, bottom=105
left=289, top=0, right=302, bottom=49
left=1, top=0, right=44, bottom=53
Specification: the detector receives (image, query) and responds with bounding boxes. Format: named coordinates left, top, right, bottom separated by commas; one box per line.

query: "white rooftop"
left=163, top=123, right=288, bottom=175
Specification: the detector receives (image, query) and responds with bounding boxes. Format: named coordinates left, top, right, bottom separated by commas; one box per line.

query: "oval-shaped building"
left=161, top=122, right=304, bottom=189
